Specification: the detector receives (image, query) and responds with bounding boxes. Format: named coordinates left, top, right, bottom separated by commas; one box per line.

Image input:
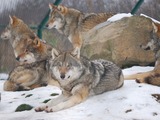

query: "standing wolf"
left=124, top=22, right=160, bottom=86
left=35, top=48, right=124, bottom=112
left=46, top=4, right=114, bottom=56
left=1, top=16, right=59, bottom=91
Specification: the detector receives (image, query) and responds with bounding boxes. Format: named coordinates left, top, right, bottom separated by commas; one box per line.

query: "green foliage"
left=43, top=99, right=51, bottom=103
left=21, top=93, right=25, bottom=96
left=25, top=94, right=33, bottom=98
left=50, top=93, right=59, bottom=96
left=15, top=104, right=33, bottom=112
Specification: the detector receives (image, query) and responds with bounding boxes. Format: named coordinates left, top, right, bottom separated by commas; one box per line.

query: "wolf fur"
left=35, top=48, right=124, bottom=112
left=1, top=16, right=36, bottom=63
left=1, top=16, right=59, bottom=91
left=4, top=60, right=49, bottom=91
left=46, top=4, right=114, bottom=56
left=124, top=22, right=160, bottom=86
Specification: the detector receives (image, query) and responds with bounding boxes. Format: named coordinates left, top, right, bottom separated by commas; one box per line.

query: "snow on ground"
left=0, top=66, right=160, bottom=120
left=0, top=73, right=8, bottom=80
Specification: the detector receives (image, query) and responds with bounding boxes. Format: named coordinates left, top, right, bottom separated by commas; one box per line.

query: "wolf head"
left=1, top=16, right=33, bottom=40
left=1, top=26, right=11, bottom=40
left=0, top=15, right=18, bottom=40
left=49, top=48, right=83, bottom=85
left=46, top=4, right=68, bottom=29
left=16, top=50, right=36, bottom=64
left=16, top=37, right=50, bottom=63
left=140, top=22, right=160, bottom=52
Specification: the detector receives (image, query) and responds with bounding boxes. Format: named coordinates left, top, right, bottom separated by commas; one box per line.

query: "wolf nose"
left=60, top=74, right=65, bottom=79
left=16, top=57, right=20, bottom=61
left=45, top=24, right=49, bottom=28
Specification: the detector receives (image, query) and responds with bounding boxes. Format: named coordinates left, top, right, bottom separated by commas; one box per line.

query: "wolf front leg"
left=69, top=32, right=82, bottom=50
left=124, top=71, right=153, bottom=80
left=45, top=84, right=89, bottom=113
left=35, top=91, right=69, bottom=112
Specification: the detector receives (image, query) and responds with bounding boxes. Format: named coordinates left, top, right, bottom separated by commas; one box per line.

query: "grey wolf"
left=1, top=16, right=59, bottom=91
left=35, top=48, right=124, bottom=112
left=124, top=22, right=160, bottom=86
left=46, top=4, right=114, bottom=56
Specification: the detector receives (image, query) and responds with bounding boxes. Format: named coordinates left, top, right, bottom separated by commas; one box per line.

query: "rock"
left=81, top=16, right=155, bottom=68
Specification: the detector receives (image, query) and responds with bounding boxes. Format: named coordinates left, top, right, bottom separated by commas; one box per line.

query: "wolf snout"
left=60, top=74, right=65, bottom=79
left=1, top=35, right=7, bottom=39
left=1, top=34, right=7, bottom=39
left=16, top=57, right=20, bottom=61
left=45, top=24, right=49, bottom=28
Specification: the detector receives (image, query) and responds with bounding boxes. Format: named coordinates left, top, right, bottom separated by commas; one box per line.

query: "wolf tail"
left=124, top=71, right=152, bottom=80
left=136, top=74, right=160, bottom=86
left=3, top=80, right=19, bottom=91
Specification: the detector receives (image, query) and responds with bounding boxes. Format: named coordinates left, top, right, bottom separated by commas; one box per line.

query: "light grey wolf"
left=35, top=48, right=124, bottom=112
left=46, top=4, right=114, bottom=56
left=1, top=16, right=59, bottom=91
left=124, top=22, right=160, bottom=86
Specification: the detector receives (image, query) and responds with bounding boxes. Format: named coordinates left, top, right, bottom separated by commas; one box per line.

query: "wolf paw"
left=17, top=86, right=31, bottom=91
left=136, top=79, right=141, bottom=83
left=40, top=83, right=48, bottom=87
left=35, top=106, right=47, bottom=112
left=23, top=86, right=31, bottom=91
left=135, top=79, right=144, bottom=83
left=45, top=106, right=54, bottom=113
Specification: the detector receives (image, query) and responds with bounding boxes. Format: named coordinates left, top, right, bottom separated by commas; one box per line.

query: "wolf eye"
left=67, top=64, right=70, bottom=67
left=25, top=49, right=29, bottom=53
left=67, top=63, right=72, bottom=68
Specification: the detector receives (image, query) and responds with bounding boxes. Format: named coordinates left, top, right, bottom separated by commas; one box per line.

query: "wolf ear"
left=57, top=5, right=62, bottom=11
left=33, top=38, right=41, bottom=48
left=9, top=15, right=19, bottom=25
left=49, top=3, right=57, bottom=11
left=71, top=48, right=80, bottom=59
left=9, top=15, right=14, bottom=25
left=49, top=3, right=53, bottom=10
left=51, top=48, right=60, bottom=59
left=152, top=22, right=158, bottom=33
left=57, top=5, right=66, bottom=14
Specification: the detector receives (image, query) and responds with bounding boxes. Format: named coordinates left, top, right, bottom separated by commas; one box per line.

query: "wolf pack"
left=0, top=4, right=160, bottom=112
